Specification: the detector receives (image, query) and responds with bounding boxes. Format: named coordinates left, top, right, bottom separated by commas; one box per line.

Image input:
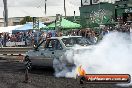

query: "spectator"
left=40, top=32, right=47, bottom=42
left=0, top=34, right=2, bottom=48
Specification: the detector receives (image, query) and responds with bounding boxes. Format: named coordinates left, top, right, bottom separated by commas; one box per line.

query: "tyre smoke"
left=53, top=32, right=132, bottom=86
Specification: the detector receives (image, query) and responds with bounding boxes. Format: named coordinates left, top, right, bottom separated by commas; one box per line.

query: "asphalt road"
left=0, top=58, right=131, bottom=88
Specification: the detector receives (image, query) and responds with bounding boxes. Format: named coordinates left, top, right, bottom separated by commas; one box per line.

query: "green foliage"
left=20, top=16, right=33, bottom=24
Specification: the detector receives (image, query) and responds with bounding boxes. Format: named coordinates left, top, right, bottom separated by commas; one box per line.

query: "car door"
left=41, top=39, right=65, bottom=65
left=30, top=40, right=46, bottom=66
left=44, top=39, right=64, bottom=56
left=52, top=39, right=65, bottom=58
left=30, top=39, right=54, bottom=66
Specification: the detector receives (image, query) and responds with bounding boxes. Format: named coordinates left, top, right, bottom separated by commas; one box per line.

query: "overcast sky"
left=0, top=0, right=80, bottom=7
left=0, top=0, right=81, bottom=18
left=0, top=0, right=120, bottom=18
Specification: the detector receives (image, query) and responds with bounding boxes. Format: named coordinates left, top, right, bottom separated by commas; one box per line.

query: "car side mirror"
left=33, top=45, right=36, bottom=48
left=34, top=45, right=39, bottom=51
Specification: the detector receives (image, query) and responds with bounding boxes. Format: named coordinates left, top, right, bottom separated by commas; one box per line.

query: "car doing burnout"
left=24, top=36, right=93, bottom=70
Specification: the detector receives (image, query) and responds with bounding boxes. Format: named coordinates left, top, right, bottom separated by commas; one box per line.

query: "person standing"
left=33, top=31, right=40, bottom=46
left=0, top=34, right=3, bottom=48
left=3, top=33, right=7, bottom=47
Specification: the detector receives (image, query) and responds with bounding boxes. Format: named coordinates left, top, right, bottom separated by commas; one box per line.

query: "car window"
left=62, top=37, right=92, bottom=47
left=45, top=39, right=63, bottom=50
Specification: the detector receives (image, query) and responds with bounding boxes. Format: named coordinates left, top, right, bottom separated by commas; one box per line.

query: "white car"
left=24, top=36, right=92, bottom=70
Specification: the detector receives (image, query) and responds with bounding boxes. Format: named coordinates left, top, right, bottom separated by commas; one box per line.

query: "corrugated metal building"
left=79, top=0, right=132, bottom=28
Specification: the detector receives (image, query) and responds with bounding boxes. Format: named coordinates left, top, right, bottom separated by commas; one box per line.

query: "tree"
left=20, top=16, right=33, bottom=24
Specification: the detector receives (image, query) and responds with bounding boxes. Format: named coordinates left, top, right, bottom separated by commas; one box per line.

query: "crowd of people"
left=0, top=31, right=45, bottom=47
left=66, top=23, right=132, bottom=44
left=0, top=30, right=64, bottom=47
left=0, top=23, right=132, bottom=47
left=66, top=28, right=98, bottom=44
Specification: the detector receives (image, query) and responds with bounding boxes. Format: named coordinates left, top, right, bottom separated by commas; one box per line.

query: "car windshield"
left=61, top=37, right=92, bottom=47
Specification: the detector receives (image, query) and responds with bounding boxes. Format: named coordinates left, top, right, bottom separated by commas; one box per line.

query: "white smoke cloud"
left=53, top=32, right=132, bottom=86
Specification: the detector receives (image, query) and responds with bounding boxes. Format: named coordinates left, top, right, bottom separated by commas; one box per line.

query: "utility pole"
left=64, top=0, right=66, bottom=18
left=81, top=0, right=83, bottom=6
left=3, top=0, right=8, bottom=27
left=45, top=0, right=47, bottom=15
left=74, top=11, right=76, bottom=22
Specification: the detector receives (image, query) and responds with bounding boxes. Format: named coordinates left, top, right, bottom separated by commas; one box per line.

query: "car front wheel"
left=24, top=56, right=32, bottom=70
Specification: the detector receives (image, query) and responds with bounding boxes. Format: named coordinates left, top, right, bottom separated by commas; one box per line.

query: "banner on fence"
left=6, top=42, right=25, bottom=46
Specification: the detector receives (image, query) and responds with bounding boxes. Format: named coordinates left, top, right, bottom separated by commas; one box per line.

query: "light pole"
left=45, top=0, right=47, bottom=15
left=74, top=11, right=76, bottom=22
left=64, top=0, right=66, bottom=18
left=3, top=0, right=8, bottom=27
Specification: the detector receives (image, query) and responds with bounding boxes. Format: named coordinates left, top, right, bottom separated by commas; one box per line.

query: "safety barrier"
left=0, top=47, right=33, bottom=55
left=6, top=42, right=25, bottom=47
left=0, top=55, right=25, bottom=62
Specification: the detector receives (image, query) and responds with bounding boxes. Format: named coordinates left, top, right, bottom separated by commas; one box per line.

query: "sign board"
left=33, top=17, right=39, bottom=29
left=82, top=0, right=90, bottom=5
left=6, top=42, right=25, bottom=46
left=55, top=14, right=62, bottom=31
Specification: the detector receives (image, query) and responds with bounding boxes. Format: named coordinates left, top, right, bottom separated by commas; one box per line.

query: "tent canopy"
left=12, top=22, right=46, bottom=33
left=47, top=18, right=81, bottom=29
left=0, top=25, right=22, bottom=33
